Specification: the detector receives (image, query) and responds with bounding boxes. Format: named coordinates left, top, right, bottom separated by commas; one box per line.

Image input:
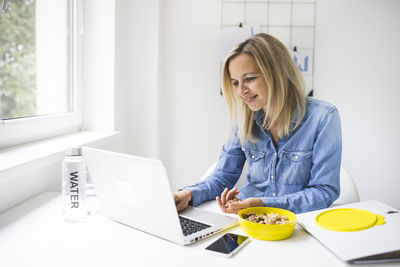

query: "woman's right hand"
left=216, top=187, right=240, bottom=213
left=173, top=189, right=192, bottom=212
left=217, top=187, right=263, bottom=214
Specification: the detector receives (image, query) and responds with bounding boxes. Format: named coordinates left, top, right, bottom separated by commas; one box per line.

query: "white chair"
left=331, top=166, right=360, bottom=205
left=200, top=162, right=360, bottom=205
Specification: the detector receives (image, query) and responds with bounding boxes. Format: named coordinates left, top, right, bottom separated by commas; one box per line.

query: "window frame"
left=0, top=0, right=83, bottom=149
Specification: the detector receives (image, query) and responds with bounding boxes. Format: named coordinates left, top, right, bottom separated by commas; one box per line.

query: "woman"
left=174, top=33, right=341, bottom=214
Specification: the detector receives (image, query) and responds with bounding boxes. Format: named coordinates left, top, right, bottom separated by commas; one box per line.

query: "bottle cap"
left=65, top=147, right=82, bottom=156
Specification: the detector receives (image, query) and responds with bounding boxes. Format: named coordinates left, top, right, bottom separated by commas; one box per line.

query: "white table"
left=0, top=192, right=396, bottom=267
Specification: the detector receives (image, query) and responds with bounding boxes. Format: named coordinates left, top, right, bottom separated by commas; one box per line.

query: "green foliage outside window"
left=0, top=0, right=36, bottom=120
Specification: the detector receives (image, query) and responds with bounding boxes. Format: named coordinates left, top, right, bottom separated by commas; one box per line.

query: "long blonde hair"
left=221, top=33, right=306, bottom=142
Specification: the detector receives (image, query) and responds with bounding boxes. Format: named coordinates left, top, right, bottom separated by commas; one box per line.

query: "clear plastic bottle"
left=85, top=168, right=100, bottom=216
left=62, top=147, right=87, bottom=223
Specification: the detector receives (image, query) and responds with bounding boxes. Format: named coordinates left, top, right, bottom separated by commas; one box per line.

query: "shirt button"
left=272, top=193, right=276, bottom=197
left=294, top=155, right=299, bottom=160
left=270, top=175, right=274, bottom=179
left=251, top=155, right=255, bottom=159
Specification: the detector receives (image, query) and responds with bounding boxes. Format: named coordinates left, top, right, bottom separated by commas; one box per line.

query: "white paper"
left=290, top=49, right=313, bottom=75
left=219, top=24, right=261, bottom=61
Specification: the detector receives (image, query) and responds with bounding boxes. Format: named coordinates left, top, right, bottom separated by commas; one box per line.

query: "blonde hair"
left=221, top=33, right=306, bottom=142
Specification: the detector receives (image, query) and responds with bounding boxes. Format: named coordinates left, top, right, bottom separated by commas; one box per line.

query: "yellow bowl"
left=238, top=207, right=296, bottom=241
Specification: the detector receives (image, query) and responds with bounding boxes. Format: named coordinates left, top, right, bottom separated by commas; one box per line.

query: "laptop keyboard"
left=179, top=216, right=211, bottom=236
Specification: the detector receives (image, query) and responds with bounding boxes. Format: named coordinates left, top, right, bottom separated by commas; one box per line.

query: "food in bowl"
left=238, top=207, right=296, bottom=241
left=242, top=212, right=290, bottom=225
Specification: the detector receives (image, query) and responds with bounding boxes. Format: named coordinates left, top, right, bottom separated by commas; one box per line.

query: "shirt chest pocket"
left=280, top=150, right=313, bottom=185
left=242, top=148, right=266, bottom=183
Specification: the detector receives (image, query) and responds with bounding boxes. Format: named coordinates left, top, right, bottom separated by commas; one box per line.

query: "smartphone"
left=205, top=233, right=250, bottom=258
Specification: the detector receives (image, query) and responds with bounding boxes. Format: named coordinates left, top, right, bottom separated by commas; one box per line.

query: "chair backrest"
left=332, top=166, right=360, bottom=205
left=199, top=162, right=217, bottom=181
left=200, top=162, right=360, bottom=205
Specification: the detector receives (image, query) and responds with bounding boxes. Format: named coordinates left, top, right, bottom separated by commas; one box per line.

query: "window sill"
left=0, top=130, right=120, bottom=213
left=0, top=130, right=119, bottom=172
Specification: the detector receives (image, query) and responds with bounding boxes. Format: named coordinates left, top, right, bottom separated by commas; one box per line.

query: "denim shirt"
left=184, top=97, right=342, bottom=214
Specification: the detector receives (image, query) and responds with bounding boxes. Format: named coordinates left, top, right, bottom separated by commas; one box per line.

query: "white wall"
left=115, top=0, right=160, bottom=158
left=314, top=0, right=400, bottom=207
left=158, top=0, right=227, bottom=191
left=83, top=0, right=115, bottom=132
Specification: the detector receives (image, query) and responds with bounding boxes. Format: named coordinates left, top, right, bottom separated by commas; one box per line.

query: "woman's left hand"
left=216, top=187, right=264, bottom=214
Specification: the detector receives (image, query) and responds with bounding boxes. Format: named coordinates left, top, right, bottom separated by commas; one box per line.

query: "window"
left=0, top=0, right=82, bottom=148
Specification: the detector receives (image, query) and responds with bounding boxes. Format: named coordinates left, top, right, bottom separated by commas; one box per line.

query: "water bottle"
left=85, top=167, right=100, bottom=216
left=62, top=147, right=87, bottom=222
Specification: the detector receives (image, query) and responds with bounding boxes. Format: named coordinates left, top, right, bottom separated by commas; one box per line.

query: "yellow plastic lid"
left=315, top=208, right=385, bottom=232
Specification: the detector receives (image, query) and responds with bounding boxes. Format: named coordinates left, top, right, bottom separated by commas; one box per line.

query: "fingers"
left=173, top=190, right=192, bottom=212
left=220, top=187, right=239, bottom=204
left=225, top=198, right=263, bottom=214
left=173, top=192, right=183, bottom=205
left=174, top=192, right=184, bottom=211
left=217, top=187, right=242, bottom=214
left=218, top=191, right=264, bottom=214
left=220, top=188, right=229, bottom=205
left=216, top=196, right=225, bottom=211
left=228, top=199, right=245, bottom=210
left=217, top=193, right=233, bottom=214
left=176, top=199, right=187, bottom=212
left=226, top=200, right=245, bottom=214
left=217, top=196, right=236, bottom=214
left=226, top=187, right=240, bottom=200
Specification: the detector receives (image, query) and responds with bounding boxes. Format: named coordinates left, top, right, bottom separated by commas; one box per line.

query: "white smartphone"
left=205, top=233, right=250, bottom=258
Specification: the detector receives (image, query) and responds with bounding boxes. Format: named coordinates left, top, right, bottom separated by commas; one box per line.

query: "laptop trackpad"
left=180, top=206, right=237, bottom=226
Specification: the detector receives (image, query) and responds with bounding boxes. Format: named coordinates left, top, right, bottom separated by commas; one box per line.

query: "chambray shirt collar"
left=253, top=107, right=301, bottom=131
left=253, top=110, right=265, bottom=125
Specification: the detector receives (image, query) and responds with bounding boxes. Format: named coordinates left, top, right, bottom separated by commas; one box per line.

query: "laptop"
left=297, top=200, right=400, bottom=264
left=82, top=147, right=238, bottom=245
